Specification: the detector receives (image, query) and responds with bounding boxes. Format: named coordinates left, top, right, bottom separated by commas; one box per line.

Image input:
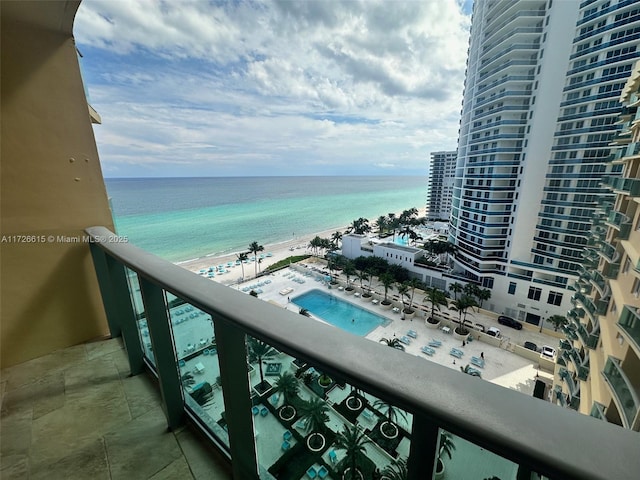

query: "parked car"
left=486, top=326, right=501, bottom=338
left=523, top=341, right=538, bottom=352
left=540, top=345, right=556, bottom=360
left=498, top=315, right=523, bottom=330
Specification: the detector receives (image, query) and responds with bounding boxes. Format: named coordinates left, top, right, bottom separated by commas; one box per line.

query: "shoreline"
left=176, top=225, right=347, bottom=285
left=176, top=207, right=427, bottom=284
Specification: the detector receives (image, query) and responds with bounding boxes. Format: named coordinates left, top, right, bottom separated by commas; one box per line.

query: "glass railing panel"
left=602, top=357, right=639, bottom=429
left=166, top=292, right=229, bottom=446
left=126, top=268, right=154, bottom=366
left=618, top=306, right=640, bottom=352
left=433, top=428, right=525, bottom=480
left=248, top=336, right=414, bottom=479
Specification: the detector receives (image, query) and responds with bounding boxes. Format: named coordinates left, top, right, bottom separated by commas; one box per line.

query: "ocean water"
left=105, top=176, right=427, bottom=263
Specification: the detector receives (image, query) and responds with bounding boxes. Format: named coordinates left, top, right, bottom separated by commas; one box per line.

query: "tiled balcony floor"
left=0, top=337, right=232, bottom=480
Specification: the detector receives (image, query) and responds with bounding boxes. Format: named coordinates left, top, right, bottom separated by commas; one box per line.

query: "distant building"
left=426, top=151, right=457, bottom=221
left=449, top=0, right=640, bottom=327
left=341, top=234, right=449, bottom=291
left=555, top=60, right=640, bottom=430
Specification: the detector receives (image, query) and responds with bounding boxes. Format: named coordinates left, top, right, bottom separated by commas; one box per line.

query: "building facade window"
left=508, top=282, right=516, bottom=295
left=547, top=291, right=563, bottom=306
left=528, top=287, right=542, bottom=301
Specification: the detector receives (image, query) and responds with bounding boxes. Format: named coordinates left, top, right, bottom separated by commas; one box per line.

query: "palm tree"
left=246, top=337, right=276, bottom=389
left=382, top=458, right=408, bottom=480
left=548, top=314, right=568, bottom=331
left=476, top=288, right=492, bottom=309
left=379, top=272, right=395, bottom=303
left=248, top=241, right=264, bottom=277
left=299, top=308, right=311, bottom=317
left=372, top=398, right=407, bottom=436
left=423, top=287, right=449, bottom=322
left=309, top=236, right=323, bottom=257
left=334, top=423, right=372, bottom=480
left=388, top=214, right=401, bottom=241
left=236, top=251, right=248, bottom=280
left=356, top=270, right=368, bottom=290
left=274, top=371, right=299, bottom=405
left=346, top=217, right=371, bottom=235
left=397, top=282, right=410, bottom=311
left=448, top=282, right=463, bottom=301
left=331, top=230, right=343, bottom=250
left=379, top=337, right=405, bottom=351
left=436, top=431, right=456, bottom=475
left=406, top=278, right=422, bottom=311
left=298, top=397, right=329, bottom=434
left=375, top=215, right=388, bottom=234
left=344, top=261, right=356, bottom=289
left=450, top=295, right=478, bottom=334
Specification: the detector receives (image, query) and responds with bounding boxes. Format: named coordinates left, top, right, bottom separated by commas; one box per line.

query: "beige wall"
left=1, top=7, right=115, bottom=366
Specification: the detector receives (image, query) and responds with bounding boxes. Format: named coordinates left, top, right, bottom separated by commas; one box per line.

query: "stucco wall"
left=1, top=11, right=115, bottom=366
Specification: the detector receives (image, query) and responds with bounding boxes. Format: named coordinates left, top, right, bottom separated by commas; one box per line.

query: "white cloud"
left=75, top=0, right=471, bottom=176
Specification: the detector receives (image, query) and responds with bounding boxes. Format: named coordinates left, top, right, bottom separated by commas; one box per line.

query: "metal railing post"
left=407, top=413, right=439, bottom=480
left=105, top=254, right=145, bottom=375
left=138, top=276, right=184, bottom=429
left=88, top=242, right=121, bottom=337
left=214, top=318, right=259, bottom=480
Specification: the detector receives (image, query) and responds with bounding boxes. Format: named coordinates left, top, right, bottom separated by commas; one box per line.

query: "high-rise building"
left=426, top=151, right=457, bottom=221
left=450, top=0, right=640, bottom=327
left=556, top=60, right=640, bottom=430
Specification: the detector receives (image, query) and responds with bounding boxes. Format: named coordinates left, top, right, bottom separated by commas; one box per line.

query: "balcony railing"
left=606, top=210, right=632, bottom=240
left=602, top=357, right=640, bottom=430
left=618, top=306, right=640, bottom=355
left=601, top=176, right=640, bottom=196
left=86, top=226, right=640, bottom=480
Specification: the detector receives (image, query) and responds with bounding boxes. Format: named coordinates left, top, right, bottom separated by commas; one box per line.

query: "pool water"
left=293, top=289, right=390, bottom=336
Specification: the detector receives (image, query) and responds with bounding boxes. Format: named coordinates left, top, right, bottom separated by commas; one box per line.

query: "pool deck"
left=233, top=262, right=554, bottom=393
left=182, top=261, right=560, bottom=477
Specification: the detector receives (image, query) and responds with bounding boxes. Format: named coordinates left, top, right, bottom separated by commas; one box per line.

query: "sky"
left=75, top=0, right=473, bottom=178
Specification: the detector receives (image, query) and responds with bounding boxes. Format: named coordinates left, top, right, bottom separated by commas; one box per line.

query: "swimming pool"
left=293, top=289, right=390, bottom=336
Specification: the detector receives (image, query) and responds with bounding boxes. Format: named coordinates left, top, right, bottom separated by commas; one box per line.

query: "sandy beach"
left=177, top=207, right=427, bottom=285
left=177, top=225, right=347, bottom=284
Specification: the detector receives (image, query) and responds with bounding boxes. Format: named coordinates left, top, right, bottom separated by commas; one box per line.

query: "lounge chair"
left=400, top=335, right=411, bottom=345
left=283, top=430, right=292, bottom=440
left=421, top=346, right=435, bottom=356
left=251, top=406, right=260, bottom=416
left=260, top=407, right=268, bottom=416
left=407, top=330, right=418, bottom=338
left=470, top=356, right=485, bottom=368
left=449, top=348, right=463, bottom=358
left=428, top=340, right=442, bottom=348
left=318, top=466, right=329, bottom=479
left=306, top=466, right=317, bottom=479
left=281, top=440, right=290, bottom=451
left=328, top=450, right=338, bottom=464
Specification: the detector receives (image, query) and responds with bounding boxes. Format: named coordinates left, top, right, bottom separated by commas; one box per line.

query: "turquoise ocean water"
left=105, top=176, right=427, bottom=263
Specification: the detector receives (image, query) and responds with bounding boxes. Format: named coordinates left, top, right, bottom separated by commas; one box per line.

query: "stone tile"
left=63, top=356, right=122, bottom=400
left=29, top=374, right=130, bottom=468
left=105, top=406, right=182, bottom=480
left=0, top=408, right=32, bottom=457
left=149, top=456, right=194, bottom=480
left=85, top=337, right=123, bottom=361
left=0, top=454, right=29, bottom=480
left=106, top=347, right=135, bottom=378
left=176, top=427, right=233, bottom=480
left=30, top=438, right=109, bottom=480
left=1, top=344, right=87, bottom=390
left=121, top=373, right=161, bottom=419
left=1, top=372, right=65, bottom=420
